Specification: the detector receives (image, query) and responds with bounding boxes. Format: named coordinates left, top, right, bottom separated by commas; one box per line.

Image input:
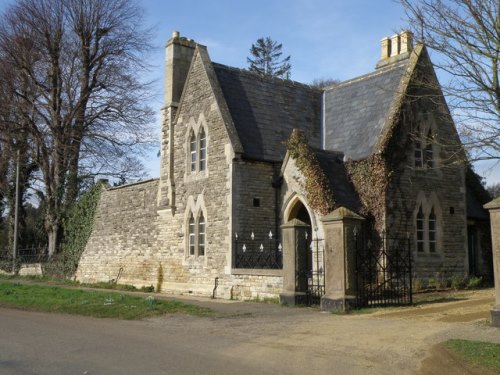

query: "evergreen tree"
left=247, top=37, right=291, bottom=79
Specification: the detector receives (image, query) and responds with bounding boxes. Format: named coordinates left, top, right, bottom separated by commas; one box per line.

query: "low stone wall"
left=18, top=263, right=43, bottom=277
left=75, top=180, right=161, bottom=287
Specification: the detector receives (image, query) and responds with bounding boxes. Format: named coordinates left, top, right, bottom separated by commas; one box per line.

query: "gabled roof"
left=466, top=168, right=491, bottom=220
left=213, top=63, right=321, bottom=162
left=323, top=59, right=410, bottom=160
left=313, top=149, right=362, bottom=213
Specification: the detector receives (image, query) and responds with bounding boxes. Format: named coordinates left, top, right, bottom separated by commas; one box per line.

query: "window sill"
left=414, top=252, right=443, bottom=260
left=231, top=268, right=283, bottom=277
left=184, top=170, right=209, bottom=183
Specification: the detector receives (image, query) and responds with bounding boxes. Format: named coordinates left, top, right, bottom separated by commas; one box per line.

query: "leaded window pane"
left=199, top=129, right=206, bottom=171
left=198, top=214, right=205, bottom=256
left=416, top=206, right=424, bottom=252
left=188, top=215, right=195, bottom=255
left=415, top=140, right=423, bottom=168
left=425, top=130, right=434, bottom=168
left=190, top=133, right=196, bottom=172
left=429, top=208, right=436, bottom=253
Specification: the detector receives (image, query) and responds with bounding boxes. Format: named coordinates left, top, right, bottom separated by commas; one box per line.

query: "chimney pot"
left=380, top=37, right=391, bottom=60
left=399, top=30, right=413, bottom=54
left=172, top=31, right=180, bottom=38
left=390, top=34, right=400, bottom=57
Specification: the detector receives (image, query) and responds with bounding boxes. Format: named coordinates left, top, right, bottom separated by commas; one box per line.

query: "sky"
left=0, top=0, right=498, bottom=185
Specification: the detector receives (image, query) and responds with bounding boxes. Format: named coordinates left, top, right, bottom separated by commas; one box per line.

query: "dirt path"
left=1, top=280, right=499, bottom=374
left=164, top=288, right=500, bottom=375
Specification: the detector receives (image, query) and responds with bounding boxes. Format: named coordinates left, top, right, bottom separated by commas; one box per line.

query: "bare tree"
left=310, top=78, right=340, bottom=90
left=0, top=0, right=155, bottom=256
left=0, top=54, right=38, bottom=251
left=401, top=0, right=500, bottom=162
left=487, top=182, right=500, bottom=198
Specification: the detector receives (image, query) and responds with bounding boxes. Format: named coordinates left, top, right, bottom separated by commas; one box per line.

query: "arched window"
left=414, top=125, right=435, bottom=169
left=187, top=210, right=206, bottom=257
left=189, top=132, right=197, bottom=172
left=415, top=201, right=439, bottom=255
left=199, top=129, right=206, bottom=172
left=187, top=126, right=207, bottom=175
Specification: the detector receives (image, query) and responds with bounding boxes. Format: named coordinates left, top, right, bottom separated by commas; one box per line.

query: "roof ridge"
left=325, top=60, right=408, bottom=91
left=212, top=62, right=320, bottom=92
left=311, top=147, right=344, bottom=157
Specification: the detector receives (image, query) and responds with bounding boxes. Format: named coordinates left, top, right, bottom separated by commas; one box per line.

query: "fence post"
left=12, top=149, right=20, bottom=273
left=320, top=207, right=365, bottom=312
left=485, top=197, right=500, bottom=326
left=279, top=219, right=310, bottom=305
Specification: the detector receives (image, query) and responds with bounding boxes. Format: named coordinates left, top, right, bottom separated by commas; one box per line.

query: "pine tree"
left=247, top=37, right=291, bottom=79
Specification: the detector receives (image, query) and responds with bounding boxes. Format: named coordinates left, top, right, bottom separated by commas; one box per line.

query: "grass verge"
left=0, top=281, right=212, bottom=320
left=445, top=339, right=500, bottom=374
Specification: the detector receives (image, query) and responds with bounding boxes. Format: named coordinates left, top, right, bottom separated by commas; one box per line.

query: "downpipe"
left=211, top=277, right=219, bottom=299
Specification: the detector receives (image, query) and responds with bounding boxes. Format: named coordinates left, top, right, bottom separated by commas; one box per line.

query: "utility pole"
left=12, top=148, right=20, bottom=273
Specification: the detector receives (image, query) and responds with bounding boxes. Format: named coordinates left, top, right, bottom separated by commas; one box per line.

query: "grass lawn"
left=0, top=281, right=212, bottom=320
left=445, top=339, right=500, bottom=374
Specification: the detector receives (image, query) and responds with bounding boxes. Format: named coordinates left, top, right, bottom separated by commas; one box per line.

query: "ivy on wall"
left=44, top=183, right=103, bottom=278
left=345, top=155, right=388, bottom=232
left=286, top=129, right=335, bottom=215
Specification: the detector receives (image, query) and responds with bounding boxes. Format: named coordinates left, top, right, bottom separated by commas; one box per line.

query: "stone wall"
left=75, top=180, right=161, bottom=287
left=385, top=96, right=468, bottom=279
left=232, top=160, right=279, bottom=243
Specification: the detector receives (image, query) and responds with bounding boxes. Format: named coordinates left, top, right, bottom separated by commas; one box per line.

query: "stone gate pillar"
left=485, top=197, right=500, bottom=326
left=320, top=207, right=364, bottom=312
left=280, top=219, right=309, bottom=305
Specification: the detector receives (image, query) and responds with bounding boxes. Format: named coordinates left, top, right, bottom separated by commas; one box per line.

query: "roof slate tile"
left=213, top=63, right=321, bottom=162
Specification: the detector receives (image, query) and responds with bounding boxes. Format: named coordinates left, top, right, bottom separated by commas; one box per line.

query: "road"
left=0, top=290, right=499, bottom=375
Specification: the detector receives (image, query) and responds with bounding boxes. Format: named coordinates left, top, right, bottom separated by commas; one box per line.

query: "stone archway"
left=287, top=199, right=311, bottom=225
left=280, top=198, right=313, bottom=305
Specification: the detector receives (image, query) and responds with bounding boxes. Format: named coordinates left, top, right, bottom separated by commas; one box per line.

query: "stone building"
left=75, top=31, right=492, bottom=308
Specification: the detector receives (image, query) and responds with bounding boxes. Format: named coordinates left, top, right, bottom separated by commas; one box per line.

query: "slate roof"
left=466, top=169, right=491, bottom=220
left=213, top=63, right=321, bottom=162
left=466, top=188, right=489, bottom=220
left=313, top=149, right=362, bottom=212
left=323, top=60, right=409, bottom=160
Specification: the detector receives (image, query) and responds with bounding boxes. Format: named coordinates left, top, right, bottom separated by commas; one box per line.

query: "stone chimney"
left=399, top=30, right=413, bottom=54
left=164, top=31, right=197, bottom=106
left=377, top=30, right=413, bottom=69
left=158, top=31, right=197, bottom=210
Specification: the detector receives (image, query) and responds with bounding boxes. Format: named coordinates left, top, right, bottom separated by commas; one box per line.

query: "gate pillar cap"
left=484, top=197, right=500, bottom=210
left=321, top=206, right=365, bottom=222
left=281, top=218, right=310, bottom=229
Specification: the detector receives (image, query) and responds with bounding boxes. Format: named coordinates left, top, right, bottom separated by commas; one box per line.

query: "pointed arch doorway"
left=287, top=200, right=313, bottom=296
left=280, top=197, right=324, bottom=305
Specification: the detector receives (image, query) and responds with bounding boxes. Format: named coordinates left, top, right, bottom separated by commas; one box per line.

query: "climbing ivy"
left=345, top=155, right=388, bottom=232
left=44, top=183, right=102, bottom=278
left=286, top=129, right=335, bottom=215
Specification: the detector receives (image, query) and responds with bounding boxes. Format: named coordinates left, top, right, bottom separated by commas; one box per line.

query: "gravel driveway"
left=1, top=288, right=498, bottom=375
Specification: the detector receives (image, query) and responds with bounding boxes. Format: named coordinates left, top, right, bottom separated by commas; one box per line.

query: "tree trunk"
left=47, top=226, right=58, bottom=258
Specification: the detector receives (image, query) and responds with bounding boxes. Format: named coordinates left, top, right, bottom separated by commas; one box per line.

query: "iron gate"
left=355, top=233, right=412, bottom=307
left=296, top=237, right=325, bottom=306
